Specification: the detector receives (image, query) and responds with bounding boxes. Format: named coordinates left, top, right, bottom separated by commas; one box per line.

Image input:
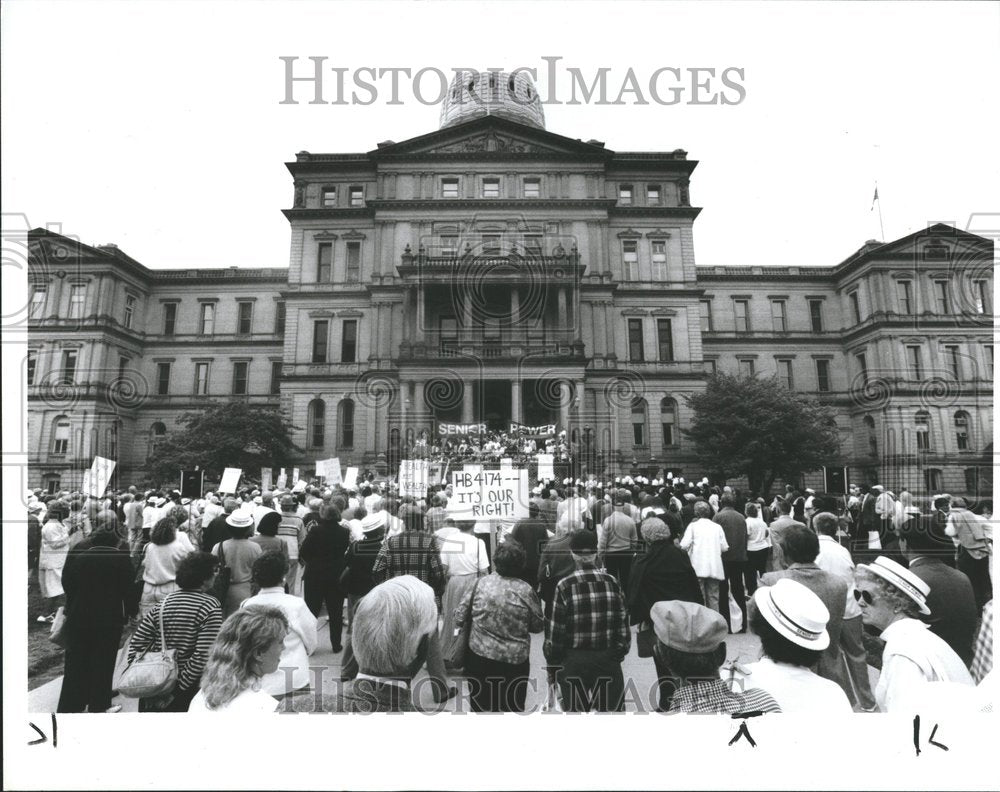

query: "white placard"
left=82, top=456, right=116, bottom=498
left=536, top=453, right=555, bottom=481
left=399, top=459, right=429, bottom=497
left=261, top=468, right=272, bottom=491
left=292, top=467, right=300, bottom=484
left=328, top=457, right=342, bottom=485
left=218, top=467, right=242, bottom=494
left=500, top=457, right=513, bottom=467
left=276, top=468, right=287, bottom=490
left=448, top=467, right=529, bottom=521
left=343, top=466, right=358, bottom=489
left=315, top=459, right=327, bottom=479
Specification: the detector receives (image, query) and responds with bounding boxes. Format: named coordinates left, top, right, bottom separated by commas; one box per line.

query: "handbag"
left=636, top=619, right=655, bottom=658
left=446, top=575, right=482, bottom=669
left=117, top=594, right=178, bottom=699
left=209, top=540, right=232, bottom=603
left=49, top=606, right=68, bottom=648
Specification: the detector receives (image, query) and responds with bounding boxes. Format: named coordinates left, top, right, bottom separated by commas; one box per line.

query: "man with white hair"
left=291, top=575, right=438, bottom=713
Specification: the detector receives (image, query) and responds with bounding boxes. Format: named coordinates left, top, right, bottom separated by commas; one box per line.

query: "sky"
left=3, top=1, right=999, bottom=272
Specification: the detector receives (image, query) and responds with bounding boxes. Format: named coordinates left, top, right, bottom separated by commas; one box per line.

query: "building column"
left=558, top=380, right=571, bottom=432
left=399, top=379, right=409, bottom=440
left=511, top=379, right=522, bottom=424
left=416, top=286, right=426, bottom=343
left=49, top=277, right=64, bottom=319
left=462, top=380, right=475, bottom=424
left=575, top=379, right=585, bottom=431
left=462, top=290, right=473, bottom=343
left=412, top=379, right=427, bottom=433
left=86, top=275, right=103, bottom=317
left=557, top=287, right=568, bottom=342
left=604, top=303, right=615, bottom=358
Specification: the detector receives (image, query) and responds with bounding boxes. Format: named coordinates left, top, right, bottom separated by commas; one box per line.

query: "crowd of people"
left=403, top=427, right=572, bottom=465
left=25, top=471, right=994, bottom=714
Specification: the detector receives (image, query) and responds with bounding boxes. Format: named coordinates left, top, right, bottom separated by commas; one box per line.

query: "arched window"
left=51, top=417, right=71, bottom=455
left=339, top=398, right=355, bottom=449
left=660, top=397, right=678, bottom=448
left=954, top=410, right=971, bottom=451
left=307, top=399, right=326, bottom=449
left=148, top=422, right=166, bottom=459
left=915, top=410, right=931, bottom=451
left=631, top=398, right=647, bottom=447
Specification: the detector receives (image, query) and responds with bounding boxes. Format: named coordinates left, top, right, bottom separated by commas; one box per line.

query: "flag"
left=871, top=186, right=879, bottom=211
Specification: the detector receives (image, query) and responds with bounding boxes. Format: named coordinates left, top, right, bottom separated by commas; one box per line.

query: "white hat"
left=805, top=488, right=815, bottom=495
left=871, top=484, right=884, bottom=492
left=225, top=512, right=254, bottom=530
left=753, top=578, right=831, bottom=650
left=858, top=556, right=931, bottom=616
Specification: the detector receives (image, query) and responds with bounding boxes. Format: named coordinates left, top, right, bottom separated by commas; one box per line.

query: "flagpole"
left=873, top=182, right=885, bottom=241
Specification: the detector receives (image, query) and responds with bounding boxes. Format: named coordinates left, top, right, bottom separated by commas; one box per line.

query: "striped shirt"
left=544, top=565, right=630, bottom=663
left=127, top=590, right=223, bottom=692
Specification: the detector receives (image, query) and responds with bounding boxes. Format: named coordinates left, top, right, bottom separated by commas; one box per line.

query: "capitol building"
left=25, top=72, right=994, bottom=496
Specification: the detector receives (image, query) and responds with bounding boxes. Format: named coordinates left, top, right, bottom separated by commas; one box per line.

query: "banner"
left=82, top=456, right=116, bottom=498
left=399, top=459, right=429, bottom=497
left=510, top=421, right=557, bottom=438
left=343, top=467, right=358, bottom=489
left=437, top=422, right=487, bottom=436
left=180, top=469, right=204, bottom=499
left=218, top=467, right=242, bottom=494
left=447, top=467, right=529, bottom=521
left=536, top=453, right=555, bottom=481
left=260, top=468, right=273, bottom=492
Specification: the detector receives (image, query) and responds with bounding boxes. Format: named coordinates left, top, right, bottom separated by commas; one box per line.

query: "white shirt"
left=877, top=618, right=974, bottom=713
left=252, top=504, right=279, bottom=530
left=734, top=657, right=852, bottom=714
left=556, top=496, right=591, bottom=525
left=188, top=686, right=278, bottom=714
left=679, top=518, right=728, bottom=580
left=875, top=492, right=894, bottom=517
left=815, top=535, right=861, bottom=619
left=746, top=516, right=771, bottom=553
left=438, top=532, right=489, bottom=576
left=241, top=587, right=318, bottom=695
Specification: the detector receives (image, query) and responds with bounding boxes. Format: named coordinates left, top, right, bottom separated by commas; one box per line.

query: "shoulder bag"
left=209, top=540, right=232, bottom=603
left=117, top=594, right=178, bottom=699
left=446, top=547, right=484, bottom=671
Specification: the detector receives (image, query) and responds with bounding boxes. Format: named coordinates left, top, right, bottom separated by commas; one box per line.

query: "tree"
left=682, top=373, right=841, bottom=495
left=147, top=401, right=301, bottom=486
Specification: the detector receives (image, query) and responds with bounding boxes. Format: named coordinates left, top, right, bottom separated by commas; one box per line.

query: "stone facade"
left=25, top=104, right=994, bottom=497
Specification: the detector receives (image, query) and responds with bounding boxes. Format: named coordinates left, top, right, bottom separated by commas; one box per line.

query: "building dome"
left=439, top=70, right=545, bottom=130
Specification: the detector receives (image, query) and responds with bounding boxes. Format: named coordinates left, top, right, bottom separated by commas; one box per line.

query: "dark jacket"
left=289, top=675, right=416, bottom=713
left=510, top=518, right=550, bottom=588
left=299, top=517, right=351, bottom=582
left=62, top=542, right=139, bottom=640
left=909, top=556, right=979, bottom=666
left=202, top=513, right=231, bottom=553
left=714, top=507, right=748, bottom=562
left=341, top=527, right=386, bottom=597
left=628, top=540, right=703, bottom=625
left=537, top=532, right=576, bottom=605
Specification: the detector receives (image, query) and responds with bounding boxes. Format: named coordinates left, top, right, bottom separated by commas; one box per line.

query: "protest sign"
left=261, top=468, right=273, bottom=491
left=82, top=456, right=116, bottom=498
left=292, top=467, right=300, bottom=484
left=343, top=467, right=358, bottom=489
left=180, top=470, right=204, bottom=499
left=399, top=459, right=429, bottom=497
left=218, top=467, right=242, bottom=494
left=447, top=467, right=529, bottom=521
left=276, top=468, right=287, bottom=490
left=437, top=422, right=487, bottom=436
left=510, top=421, right=557, bottom=438
left=328, top=457, right=342, bottom=485
left=536, top=453, right=555, bottom=481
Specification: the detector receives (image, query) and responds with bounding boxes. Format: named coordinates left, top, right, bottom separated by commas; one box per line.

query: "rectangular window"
left=200, top=303, right=215, bottom=335
left=809, top=299, right=823, bottom=332
left=907, top=345, right=923, bottom=379
left=646, top=185, right=661, bottom=205
left=657, top=319, right=674, bottom=362
left=349, top=186, right=364, bottom=207
left=739, top=358, right=755, bottom=377
left=322, top=188, right=337, bottom=207
left=341, top=319, right=358, bottom=363
left=985, top=345, right=994, bottom=379
left=232, top=361, right=248, bottom=395
left=628, top=318, right=644, bottom=362
left=816, top=359, right=831, bottom=392
left=29, top=286, right=47, bottom=319
left=441, top=179, right=459, bottom=198
left=916, top=417, right=930, bottom=451
left=777, top=359, right=794, bottom=389
left=704, top=359, right=717, bottom=375
left=163, top=302, right=177, bottom=335
left=934, top=281, right=951, bottom=314
left=734, top=299, right=750, bottom=333
left=482, top=178, right=500, bottom=198
left=897, top=281, right=913, bottom=314
left=346, top=242, right=361, bottom=282
left=270, top=361, right=282, bottom=395
left=956, top=416, right=969, bottom=451
left=156, top=362, right=171, bottom=395
left=523, top=178, right=540, bottom=198
left=622, top=241, right=639, bottom=280
left=68, top=284, right=86, bottom=319
left=237, top=302, right=253, bottom=335
left=123, top=295, right=136, bottom=329
left=523, top=234, right=542, bottom=255
left=699, top=300, right=713, bottom=332
left=945, top=345, right=961, bottom=381
left=632, top=421, right=644, bottom=447
left=317, top=243, right=332, bottom=283
left=274, top=301, right=286, bottom=334
left=771, top=299, right=787, bottom=332
left=974, top=280, right=990, bottom=314
left=440, top=235, right=458, bottom=256
left=193, top=362, right=210, bottom=395
left=61, top=350, right=77, bottom=385
left=849, top=291, right=862, bottom=324
left=856, top=353, right=868, bottom=385
left=312, top=320, right=329, bottom=363
left=651, top=241, right=667, bottom=281
left=619, top=184, right=633, bottom=205
left=52, top=422, right=70, bottom=455
left=482, top=234, right=501, bottom=255
left=118, top=355, right=128, bottom=379
left=27, top=350, right=36, bottom=385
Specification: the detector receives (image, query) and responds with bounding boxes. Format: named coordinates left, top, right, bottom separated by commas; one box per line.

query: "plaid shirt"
left=971, top=599, right=993, bottom=684
left=669, top=679, right=782, bottom=714
left=372, top=530, right=447, bottom=598
left=544, top=565, right=630, bottom=663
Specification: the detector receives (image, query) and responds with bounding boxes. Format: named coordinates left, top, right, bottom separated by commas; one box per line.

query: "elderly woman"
left=855, top=556, right=974, bottom=712
left=734, top=578, right=852, bottom=713
left=250, top=511, right=287, bottom=556
left=38, top=501, right=70, bottom=622
left=188, top=605, right=289, bottom=713
left=453, top=539, right=543, bottom=712
left=140, top=516, right=195, bottom=617
left=439, top=519, right=490, bottom=666
left=127, top=551, right=223, bottom=711
left=241, top=551, right=318, bottom=697
left=679, top=501, right=729, bottom=612
left=212, top=512, right=263, bottom=617
left=299, top=503, right=351, bottom=652
left=743, top=502, right=771, bottom=595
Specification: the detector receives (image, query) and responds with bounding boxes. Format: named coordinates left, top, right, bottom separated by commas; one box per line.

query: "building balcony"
left=397, top=334, right=586, bottom=363
left=397, top=245, right=585, bottom=283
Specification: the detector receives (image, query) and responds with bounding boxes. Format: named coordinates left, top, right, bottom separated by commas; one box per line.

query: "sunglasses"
left=853, top=589, right=876, bottom=606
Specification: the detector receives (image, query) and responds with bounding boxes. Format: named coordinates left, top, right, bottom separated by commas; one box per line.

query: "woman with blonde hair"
left=188, top=605, right=289, bottom=713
